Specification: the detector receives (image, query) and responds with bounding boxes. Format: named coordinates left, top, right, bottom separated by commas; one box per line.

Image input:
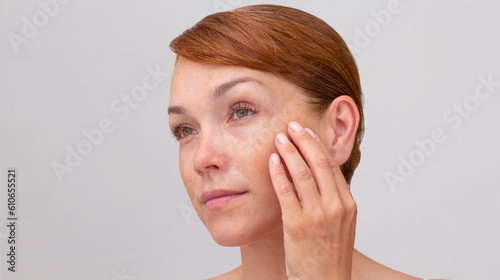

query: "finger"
left=329, top=156, right=357, bottom=244
left=293, top=124, right=357, bottom=227
left=269, top=153, right=302, bottom=218
left=297, top=124, right=358, bottom=249
left=287, top=122, right=342, bottom=206
left=275, top=131, right=321, bottom=210
left=329, top=157, right=355, bottom=206
left=303, top=126, right=354, bottom=207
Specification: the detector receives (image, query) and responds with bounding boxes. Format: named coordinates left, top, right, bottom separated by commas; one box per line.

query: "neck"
left=239, top=224, right=287, bottom=280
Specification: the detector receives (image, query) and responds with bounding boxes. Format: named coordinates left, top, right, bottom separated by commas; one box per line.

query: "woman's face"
left=169, top=57, right=322, bottom=246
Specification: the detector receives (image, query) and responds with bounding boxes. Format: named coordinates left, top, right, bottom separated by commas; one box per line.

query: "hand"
left=269, top=121, right=357, bottom=280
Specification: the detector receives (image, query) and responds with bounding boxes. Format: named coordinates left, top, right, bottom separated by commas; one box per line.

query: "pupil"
left=237, top=109, right=247, bottom=118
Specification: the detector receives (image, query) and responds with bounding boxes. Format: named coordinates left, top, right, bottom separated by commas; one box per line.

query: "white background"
left=1, top=1, right=499, bottom=279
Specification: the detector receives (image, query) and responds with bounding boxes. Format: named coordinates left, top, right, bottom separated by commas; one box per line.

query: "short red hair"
left=170, top=4, right=364, bottom=185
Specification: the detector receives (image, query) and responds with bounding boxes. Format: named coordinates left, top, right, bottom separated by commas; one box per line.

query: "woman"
left=168, top=4, right=440, bottom=280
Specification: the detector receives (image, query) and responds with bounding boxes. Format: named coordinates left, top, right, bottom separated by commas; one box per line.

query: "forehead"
left=170, top=57, right=269, bottom=97
left=168, top=57, right=309, bottom=119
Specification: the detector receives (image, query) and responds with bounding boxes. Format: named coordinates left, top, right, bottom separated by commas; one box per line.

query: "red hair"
left=170, top=4, right=364, bottom=184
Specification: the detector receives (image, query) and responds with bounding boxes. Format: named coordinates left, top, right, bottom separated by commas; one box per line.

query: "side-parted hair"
left=170, top=4, right=364, bottom=185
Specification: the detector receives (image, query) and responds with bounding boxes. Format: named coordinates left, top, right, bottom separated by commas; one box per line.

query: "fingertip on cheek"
left=270, top=153, right=281, bottom=165
left=276, top=133, right=290, bottom=145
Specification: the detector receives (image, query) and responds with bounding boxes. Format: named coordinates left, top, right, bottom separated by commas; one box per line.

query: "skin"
left=168, top=56, right=434, bottom=280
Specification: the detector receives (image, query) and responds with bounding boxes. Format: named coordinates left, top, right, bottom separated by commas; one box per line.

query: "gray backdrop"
left=1, top=0, right=499, bottom=279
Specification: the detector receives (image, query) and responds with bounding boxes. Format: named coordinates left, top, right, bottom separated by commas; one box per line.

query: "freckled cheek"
left=234, top=122, right=281, bottom=157
left=231, top=118, right=287, bottom=176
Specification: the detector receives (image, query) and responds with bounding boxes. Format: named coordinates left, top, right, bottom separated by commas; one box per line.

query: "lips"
left=201, top=189, right=247, bottom=204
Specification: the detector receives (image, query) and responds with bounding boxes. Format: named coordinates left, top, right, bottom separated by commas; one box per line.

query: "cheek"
left=236, top=118, right=283, bottom=158
left=245, top=112, right=291, bottom=147
left=232, top=116, right=289, bottom=185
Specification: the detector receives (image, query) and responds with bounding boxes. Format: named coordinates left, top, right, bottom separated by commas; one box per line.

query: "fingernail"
left=276, top=133, right=290, bottom=144
left=304, top=128, right=318, bottom=140
left=289, top=121, right=303, bottom=133
left=271, top=153, right=281, bottom=164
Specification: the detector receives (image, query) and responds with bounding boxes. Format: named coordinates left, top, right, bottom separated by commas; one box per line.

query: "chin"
left=212, top=232, right=248, bottom=247
left=207, top=213, right=283, bottom=247
left=207, top=218, right=255, bottom=247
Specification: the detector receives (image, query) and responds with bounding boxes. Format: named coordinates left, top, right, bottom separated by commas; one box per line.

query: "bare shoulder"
left=352, top=249, right=427, bottom=280
left=205, top=266, right=241, bottom=280
left=205, top=251, right=446, bottom=280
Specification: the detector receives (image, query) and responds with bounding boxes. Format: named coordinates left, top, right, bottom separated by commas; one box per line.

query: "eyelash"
left=170, top=101, right=256, bottom=141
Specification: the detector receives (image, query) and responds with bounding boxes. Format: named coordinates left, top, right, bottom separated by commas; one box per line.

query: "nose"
left=192, top=129, right=228, bottom=176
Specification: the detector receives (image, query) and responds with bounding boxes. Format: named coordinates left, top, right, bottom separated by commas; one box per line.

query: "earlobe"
left=321, top=96, right=360, bottom=165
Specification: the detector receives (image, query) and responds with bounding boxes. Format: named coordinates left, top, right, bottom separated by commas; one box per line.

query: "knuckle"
left=277, top=182, right=295, bottom=196
left=282, top=143, right=297, bottom=154
left=348, top=200, right=358, bottom=216
left=296, top=167, right=313, bottom=181
left=299, top=130, right=312, bottom=141
left=314, top=153, right=333, bottom=169
left=330, top=204, right=346, bottom=219
left=350, top=200, right=358, bottom=211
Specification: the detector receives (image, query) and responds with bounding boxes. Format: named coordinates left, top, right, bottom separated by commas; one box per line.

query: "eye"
left=171, top=101, right=256, bottom=141
left=170, top=124, right=197, bottom=140
left=228, top=101, right=255, bottom=120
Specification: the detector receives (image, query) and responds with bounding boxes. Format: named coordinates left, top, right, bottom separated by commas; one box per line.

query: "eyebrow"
left=168, top=77, right=262, bottom=115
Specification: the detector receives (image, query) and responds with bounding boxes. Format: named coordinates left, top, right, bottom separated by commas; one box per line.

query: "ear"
left=319, top=96, right=360, bottom=165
